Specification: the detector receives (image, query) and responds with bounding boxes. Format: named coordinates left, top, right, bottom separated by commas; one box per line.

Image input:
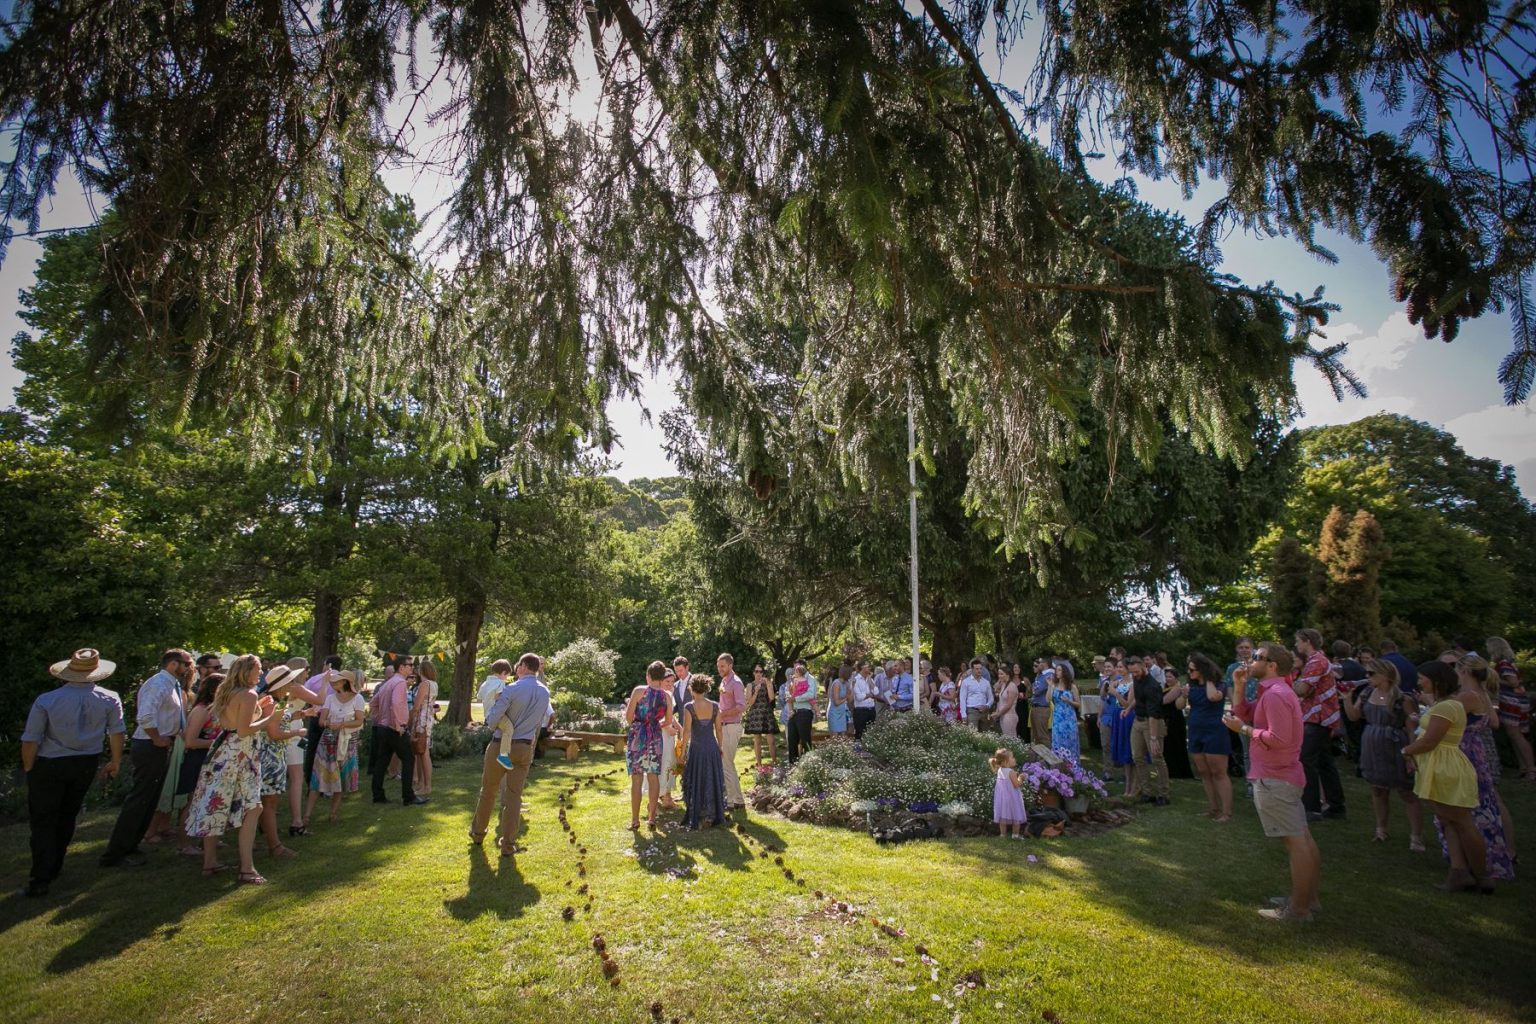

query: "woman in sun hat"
left=20, top=650, right=126, bottom=897
left=254, top=663, right=308, bottom=861
left=185, top=655, right=277, bottom=884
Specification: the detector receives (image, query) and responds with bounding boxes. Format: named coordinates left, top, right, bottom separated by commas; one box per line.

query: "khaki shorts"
left=1253, top=777, right=1307, bottom=838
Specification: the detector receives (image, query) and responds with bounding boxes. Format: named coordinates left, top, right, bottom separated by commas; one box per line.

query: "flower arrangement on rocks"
left=749, top=712, right=1119, bottom=839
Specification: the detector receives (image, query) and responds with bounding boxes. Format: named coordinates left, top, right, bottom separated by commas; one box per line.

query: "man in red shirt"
left=1224, top=642, right=1322, bottom=922
left=1293, top=629, right=1346, bottom=820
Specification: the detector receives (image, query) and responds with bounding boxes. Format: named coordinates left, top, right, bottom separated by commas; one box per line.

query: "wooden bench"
left=538, top=734, right=587, bottom=761
left=560, top=730, right=626, bottom=754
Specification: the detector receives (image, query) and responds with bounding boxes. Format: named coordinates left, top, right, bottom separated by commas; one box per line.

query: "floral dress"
left=626, top=687, right=668, bottom=776
left=1436, top=712, right=1515, bottom=880
left=1051, top=689, right=1080, bottom=761
left=259, top=706, right=294, bottom=796
left=185, top=730, right=263, bottom=837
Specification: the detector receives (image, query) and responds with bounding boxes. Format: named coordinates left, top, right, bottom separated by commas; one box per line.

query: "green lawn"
left=1, top=748, right=1532, bottom=1024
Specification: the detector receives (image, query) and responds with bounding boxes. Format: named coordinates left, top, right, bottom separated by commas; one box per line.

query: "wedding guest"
left=1401, top=661, right=1490, bottom=892
left=1127, top=657, right=1171, bottom=806
left=1441, top=656, right=1514, bottom=880
left=1027, top=661, right=1052, bottom=745
left=743, top=663, right=780, bottom=763
left=478, top=659, right=513, bottom=708
left=1486, top=637, right=1534, bottom=780
left=371, top=656, right=426, bottom=806
left=659, top=656, right=690, bottom=809
left=1224, top=643, right=1322, bottom=921
left=301, top=655, right=342, bottom=787
left=1160, top=663, right=1194, bottom=780
left=1294, top=629, right=1346, bottom=820
left=680, top=674, right=727, bottom=829
left=716, top=653, right=748, bottom=809
left=1343, top=659, right=1423, bottom=850
left=175, top=673, right=223, bottom=857
left=889, top=659, right=915, bottom=713
left=850, top=661, right=878, bottom=741
left=826, top=664, right=851, bottom=740
left=1186, top=653, right=1233, bottom=821
left=960, top=661, right=993, bottom=729
left=256, top=664, right=307, bottom=861
left=785, top=665, right=817, bottom=762
left=623, top=662, right=677, bottom=829
left=473, top=654, right=553, bottom=857
left=20, top=650, right=124, bottom=897
left=990, top=748, right=1028, bottom=839
left=101, top=649, right=192, bottom=867
left=993, top=665, right=1020, bottom=739
left=185, top=655, right=277, bottom=885
left=305, top=670, right=366, bottom=826
left=1226, top=638, right=1256, bottom=792
left=1107, top=667, right=1135, bottom=794
left=411, top=660, right=440, bottom=797
left=1050, top=670, right=1081, bottom=760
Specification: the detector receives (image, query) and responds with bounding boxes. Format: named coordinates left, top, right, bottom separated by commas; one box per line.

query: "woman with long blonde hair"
left=185, top=655, right=276, bottom=884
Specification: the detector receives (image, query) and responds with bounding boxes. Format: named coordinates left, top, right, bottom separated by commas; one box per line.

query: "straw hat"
left=332, top=668, right=363, bottom=693
left=262, top=663, right=303, bottom=695
left=285, top=656, right=310, bottom=673
left=49, top=648, right=117, bottom=684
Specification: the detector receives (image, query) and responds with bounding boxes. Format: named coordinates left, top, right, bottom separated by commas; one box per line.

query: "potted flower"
left=1017, top=762, right=1075, bottom=808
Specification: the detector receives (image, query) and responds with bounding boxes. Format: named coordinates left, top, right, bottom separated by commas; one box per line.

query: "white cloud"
left=604, top=365, right=682, bottom=480
left=1442, top=403, right=1536, bottom=495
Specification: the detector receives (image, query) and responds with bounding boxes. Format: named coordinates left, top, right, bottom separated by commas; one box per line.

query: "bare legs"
left=1369, top=785, right=1425, bottom=848
left=414, top=744, right=433, bottom=796
left=1193, top=753, right=1232, bottom=819
left=258, top=794, right=294, bottom=856
left=1428, top=800, right=1488, bottom=885
left=629, top=772, right=660, bottom=828
left=286, top=765, right=305, bottom=827
left=1280, top=829, right=1322, bottom=914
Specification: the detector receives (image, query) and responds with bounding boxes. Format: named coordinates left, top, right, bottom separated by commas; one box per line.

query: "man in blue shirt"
left=22, top=649, right=125, bottom=896
left=1379, top=641, right=1421, bottom=698
left=472, top=653, right=553, bottom=859
left=101, top=648, right=191, bottom=867
left=890, top=659, right=915, bottom=711
left=1029, top=658, right=1053, bottom=745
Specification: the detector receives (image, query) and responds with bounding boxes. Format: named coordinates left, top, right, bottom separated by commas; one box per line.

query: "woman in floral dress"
left=624, top=661, right=678, bottom=830
left=185, top=655, right=276, bottom=885
left=304, top=670, right=366, bottom=825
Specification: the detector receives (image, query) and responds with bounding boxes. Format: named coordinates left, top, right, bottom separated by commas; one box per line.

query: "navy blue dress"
left=1186, top=679, right=1231, bottom=756
left=681, top=700, right=727, bottom=829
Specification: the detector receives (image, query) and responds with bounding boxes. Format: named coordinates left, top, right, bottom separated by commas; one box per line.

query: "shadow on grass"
left=0, top=764, right=465, bottom=975
left=934, top=773, right=1536, bottom=1019
left=443, top=846, right=541, bottom=921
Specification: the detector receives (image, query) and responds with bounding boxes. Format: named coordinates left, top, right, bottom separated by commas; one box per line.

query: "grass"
left=0, top=746, right=1532, bottom=1024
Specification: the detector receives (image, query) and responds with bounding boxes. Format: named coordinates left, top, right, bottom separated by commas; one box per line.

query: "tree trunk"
left=446, top=596, right=486, bottom=726
left=929, top=614, right=978, bottom=670
left=311, top=589, right=344, bottom=669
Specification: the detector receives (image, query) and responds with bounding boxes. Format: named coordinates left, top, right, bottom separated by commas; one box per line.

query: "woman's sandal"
left=1372, top=829, right=1388, bottom=843
left=201, top=864, right=231, bottom=877
left=267, top=845, right=298, bottom=859
left=238, top=870, right=268, bottom=886
left=468, top=830, right=487, bottom=846
left=289, top=824, right=311, bottom=837
left=1409, top=837, right=1426, bottom=852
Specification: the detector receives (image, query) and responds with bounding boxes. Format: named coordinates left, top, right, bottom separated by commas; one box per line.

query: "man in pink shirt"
left=716, top=653, right=747, bottom=810
left=1224, top=642, right=1321, bottom=922
left=371, top=657, right=427, bottom=806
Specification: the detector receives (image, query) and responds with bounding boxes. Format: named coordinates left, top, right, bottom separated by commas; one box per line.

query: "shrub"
left=461, top=721, right=494, bottom=756
left=552, top=691, right=608, bottom=727
left=547, top=638, right=621, bottom=701
left=430, top=722, right=467, bottom=761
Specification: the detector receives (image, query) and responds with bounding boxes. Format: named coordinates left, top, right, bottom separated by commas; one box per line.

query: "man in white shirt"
left=959, top=659, right=994, bottom=729
left=873, top=660, right=896, bottom=713
left=478, top=659, right=513, bottom=710
left=101, top=648, right=192, bottom=866
left=851, top=661, right=878, bottom=739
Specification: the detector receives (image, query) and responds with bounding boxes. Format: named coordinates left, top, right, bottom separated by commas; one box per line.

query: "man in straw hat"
left=101, top=648, right=193, bottom=867
left=20, top=649, right=126, bottom=897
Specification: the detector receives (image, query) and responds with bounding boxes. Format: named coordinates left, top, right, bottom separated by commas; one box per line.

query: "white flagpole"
left=907, top=378, right=923, bottom=713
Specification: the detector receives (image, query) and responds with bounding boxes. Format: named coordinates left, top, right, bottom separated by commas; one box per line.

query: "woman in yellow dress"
left=1401, top=661, right=1489, bottom=892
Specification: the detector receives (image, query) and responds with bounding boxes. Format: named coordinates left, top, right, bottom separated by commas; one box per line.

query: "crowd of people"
left=18, top=629, right=1528, bottom=923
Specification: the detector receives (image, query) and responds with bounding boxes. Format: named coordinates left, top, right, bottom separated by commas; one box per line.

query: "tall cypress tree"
left=1269, top=535, right=1317, bottom=640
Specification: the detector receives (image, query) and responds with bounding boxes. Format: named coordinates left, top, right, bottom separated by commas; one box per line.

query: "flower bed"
left=749, top=712, right=1122, bottom=839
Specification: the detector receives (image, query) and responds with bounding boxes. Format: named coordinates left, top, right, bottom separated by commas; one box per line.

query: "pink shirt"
left=371, top=673, right=410, bottom=731
left=1232, top=675, right=1305, bottom=789
left=718, top=673, right=746, bottom=724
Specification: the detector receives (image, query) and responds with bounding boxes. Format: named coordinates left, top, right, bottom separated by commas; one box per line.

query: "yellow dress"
left=1412, top=700, right=1478, bottom=807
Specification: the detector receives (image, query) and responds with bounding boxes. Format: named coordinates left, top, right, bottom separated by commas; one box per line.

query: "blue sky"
left=2, top=18, right=1530, bottom=497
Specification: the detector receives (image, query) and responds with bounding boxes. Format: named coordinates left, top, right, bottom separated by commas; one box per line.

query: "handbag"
left=412, top=731, right=429, bottom=755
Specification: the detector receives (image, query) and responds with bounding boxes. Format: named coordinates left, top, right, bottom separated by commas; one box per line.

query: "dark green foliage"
left=1269, top=535, right=1319, bottom=640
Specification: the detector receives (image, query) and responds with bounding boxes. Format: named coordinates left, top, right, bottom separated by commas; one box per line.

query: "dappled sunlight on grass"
left=0, top=747, right=1531, bottom=1023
